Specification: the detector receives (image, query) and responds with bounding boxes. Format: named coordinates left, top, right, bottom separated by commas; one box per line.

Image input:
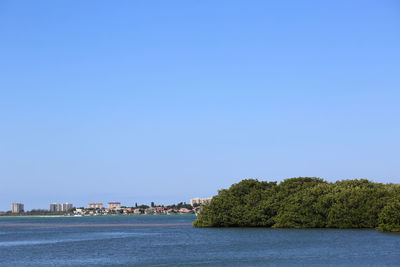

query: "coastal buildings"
left=190, top=197, right=212, bottom=206
left=69, top=202, right=195, bottom=216
left=49, top=203, right=58, bottom=212
left=88, top=203, right=103, bottom=209
left=49, top=203, right=73, bottom=212
left=155, top=206, right=167, bottom=214
left=133, top=208, right=143, bottom=214
left=144, top=207, right=155, bottom=214
left=6, top=200, right=195, bottom=216
left=11, top=203, right=24, bottom=213
left=63, top=203, right=73, bottom=211
left=107, top=202, right=121, bottom=210
left=179, top=208, right=192, bottom=213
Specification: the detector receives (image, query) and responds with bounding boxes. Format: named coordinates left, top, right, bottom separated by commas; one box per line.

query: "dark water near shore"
left=0, top=215, right=399, bottom=266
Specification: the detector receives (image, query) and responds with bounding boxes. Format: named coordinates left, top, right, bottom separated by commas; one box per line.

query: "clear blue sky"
left=1, top=1, right=399, bottom=211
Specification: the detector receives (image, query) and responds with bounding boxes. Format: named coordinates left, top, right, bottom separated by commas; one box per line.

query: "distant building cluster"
left=8, top=197, right=212, bottom=216
left=11, top=203, right=24, bottom=213
left=190, top=197, right=212, bottom=206
left=107, top=202, right=121, bottom=210
left=74, top=203, right=195, bottom=216
left=49, top=203, right=73, bottom=212
left=72, top=199, right=213, bottom=216
left=88, top=203, right=103, bottom=209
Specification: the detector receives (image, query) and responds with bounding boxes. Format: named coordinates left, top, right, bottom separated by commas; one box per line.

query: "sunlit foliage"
left=193, top=177, right=400, bottom=232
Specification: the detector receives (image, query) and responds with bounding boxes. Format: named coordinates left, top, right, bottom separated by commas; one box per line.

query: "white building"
left=88, top=203, right=103, bottom=209
left=49, top=203, right=60, bottom=212
left=144, top=207, right=155, bottom=214
left=108, top=202, right=121, bottom=210
left=11, top=203, right=24, bottom=213
left=62, top=203, right=73, bottom=211
left=49, top=203, right=73, bottom=212
left=190, top=197, right=212, bottom=206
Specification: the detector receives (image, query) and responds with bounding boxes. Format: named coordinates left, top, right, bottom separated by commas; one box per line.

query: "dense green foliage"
left=193, top=178, right=400, bottom=232
left=378, top=198, right=400, bottom=232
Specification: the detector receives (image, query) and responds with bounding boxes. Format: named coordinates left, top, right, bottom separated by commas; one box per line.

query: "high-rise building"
left=49, top=203, right=58, bottom=212
left=11, top=203, right=24, bottom=213
left=49, top=203, right=73, bottom=212
left=190, top=197, right=212, bottom=206
left=62, top=203, right=73, bottom=211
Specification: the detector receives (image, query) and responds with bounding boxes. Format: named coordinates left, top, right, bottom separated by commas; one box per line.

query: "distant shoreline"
left=0, top=214, right=195, bottom=218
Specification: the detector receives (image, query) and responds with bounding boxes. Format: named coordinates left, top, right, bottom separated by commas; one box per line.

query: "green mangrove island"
left=193, top=177, right=400, bottom=232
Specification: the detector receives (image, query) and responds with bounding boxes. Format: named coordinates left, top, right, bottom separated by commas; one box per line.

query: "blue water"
left=0, top=215, right=399, bottom=266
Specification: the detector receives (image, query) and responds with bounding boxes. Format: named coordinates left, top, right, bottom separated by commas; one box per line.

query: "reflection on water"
left=0, top=222, right=191, bottom=228
left=0, top=231, right=157, bottom=247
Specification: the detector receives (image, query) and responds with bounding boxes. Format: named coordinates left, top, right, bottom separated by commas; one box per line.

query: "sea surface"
left=0, top=215, right=399, bottom=266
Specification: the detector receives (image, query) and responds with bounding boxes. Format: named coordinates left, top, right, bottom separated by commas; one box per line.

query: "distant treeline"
left=0, top=209, right=70, bottom=216
left=193, top=178, right=400, bottom=232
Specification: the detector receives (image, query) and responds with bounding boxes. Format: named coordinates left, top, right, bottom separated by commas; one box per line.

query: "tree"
left=378, top=198, right=400, bottom=232
left=274, top=183, right=333, bottom=228
left=193, top=177, right=398, bottom=231
left=326, top=180, right=389, bottom=228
